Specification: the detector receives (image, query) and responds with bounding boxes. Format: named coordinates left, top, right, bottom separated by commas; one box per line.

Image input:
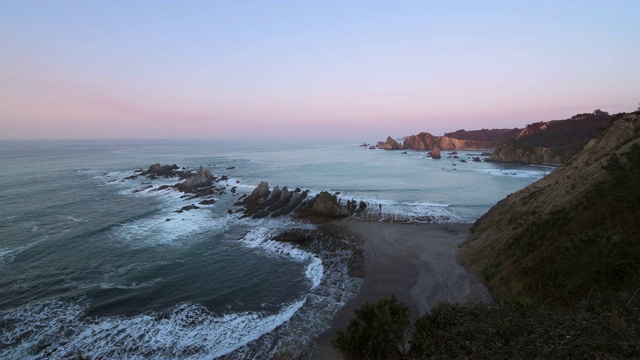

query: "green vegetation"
left=482, top=143, right=640, bottom=306
left=332, top=294, right=411, bottom=359
left=335, top=296, right=640, bottom=359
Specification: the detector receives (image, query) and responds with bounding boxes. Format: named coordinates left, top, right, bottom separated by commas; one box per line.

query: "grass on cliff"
left=483, top=143, right=640, bottom=307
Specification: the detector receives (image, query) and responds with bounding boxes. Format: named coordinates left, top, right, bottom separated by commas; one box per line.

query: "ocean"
left=0, top=139, right=552, bottom=359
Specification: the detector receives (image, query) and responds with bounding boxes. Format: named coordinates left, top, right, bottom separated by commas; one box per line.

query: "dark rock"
left=199, top=199, right=216, bottom=205
left=227, top=166, right=236, bottom=170
left=429, top=147, right=442, bottom=159
left=175, top=204, right=199, bottom=213
left=132, top=184, right=153, bottom=193
left=252, top=210, right=270, bottom=219
left=274, top=190, right=308, bottom=217
left=146, top=163, right=179, bottom=177
left=227, top=209, right=233, bottom=215
left=460, top=159, right=467, bottom=163
left=472, top=157, right=482, bottom=162
left=296, top=191, right=348, bottom=219
left=267, top=186, right=292, bottom=212
left=177, top=166, right=214, bottom=192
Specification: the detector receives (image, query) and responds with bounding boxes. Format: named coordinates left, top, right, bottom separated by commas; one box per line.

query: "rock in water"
left=177, top=166, right=214, bottom=192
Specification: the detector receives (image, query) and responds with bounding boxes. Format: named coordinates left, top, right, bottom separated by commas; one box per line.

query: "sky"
left=1, top=1, right=639, bottom=141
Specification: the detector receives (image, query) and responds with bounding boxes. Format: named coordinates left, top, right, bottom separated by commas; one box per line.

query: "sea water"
left=0, top=139, right=552, bottom=358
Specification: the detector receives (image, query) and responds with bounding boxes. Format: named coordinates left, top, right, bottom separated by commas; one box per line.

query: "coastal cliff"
left=460, top=112, right=640, bottom=305
left=400, top=130, right=506, bottom=151
left=487, top=109, right=614, bottom=165
left=375, top=110, right=620, bottom=166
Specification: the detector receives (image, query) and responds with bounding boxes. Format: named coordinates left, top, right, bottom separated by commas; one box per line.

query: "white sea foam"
left=0, top=298, right=305, bottom=359
left=476, top=167, right=552, bottom=179
left=239, top=224, right=323, bottom=289
left=335, top=192, right=459, bottom=222
left=111, top=210, right=228, bottom=248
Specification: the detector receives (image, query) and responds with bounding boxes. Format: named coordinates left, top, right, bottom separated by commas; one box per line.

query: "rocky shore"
left=120, top=163, right=489, bottom=359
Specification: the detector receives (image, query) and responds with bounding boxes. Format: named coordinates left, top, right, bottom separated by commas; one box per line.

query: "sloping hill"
left=487, top=110, right=614, bottom=164
left=460, top=113, right=640, bottom=306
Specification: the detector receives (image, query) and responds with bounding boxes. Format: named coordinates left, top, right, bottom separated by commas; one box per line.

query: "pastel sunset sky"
left=1, top=1, right=639, bottom=140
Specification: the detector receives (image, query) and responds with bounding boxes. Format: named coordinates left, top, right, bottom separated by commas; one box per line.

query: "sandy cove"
left=309, top=219, right=492, bottom=360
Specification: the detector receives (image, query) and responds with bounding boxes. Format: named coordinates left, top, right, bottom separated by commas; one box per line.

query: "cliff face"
left=401, top=132, right=496, bottom=150
left=460, top=113, right=640, bottom=306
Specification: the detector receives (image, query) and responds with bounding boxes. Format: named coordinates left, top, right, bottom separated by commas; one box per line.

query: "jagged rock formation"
left=377, top=136, right=403, bottom=150
left=428, top=148, right=441, bottom=159
left=460, top=113, right=640, bottom=305
left=236, top=181, right=310, bottom=218
left=177, top=166, right=214, bottom=192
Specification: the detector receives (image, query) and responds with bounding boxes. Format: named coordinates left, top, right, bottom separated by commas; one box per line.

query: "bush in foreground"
left=332, top=294, right=411, bottom=359
left=334, top=295, right=640, bottom=359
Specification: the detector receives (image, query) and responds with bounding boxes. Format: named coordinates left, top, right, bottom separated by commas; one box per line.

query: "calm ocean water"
left=0, top=139, right=552, bottom=358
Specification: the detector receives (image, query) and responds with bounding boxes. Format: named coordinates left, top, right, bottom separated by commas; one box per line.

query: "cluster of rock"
left=235, top=181, right=309, bottom=219
left=234, top=182, right=369, bottom=221
left=127, top=163, right=233, bottom=207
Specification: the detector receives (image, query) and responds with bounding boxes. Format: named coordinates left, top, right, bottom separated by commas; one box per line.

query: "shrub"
left=332, top=294, right=411, bottom=359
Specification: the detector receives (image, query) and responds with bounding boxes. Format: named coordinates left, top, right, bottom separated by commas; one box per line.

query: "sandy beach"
left=310, top=219, right=492, bottom=359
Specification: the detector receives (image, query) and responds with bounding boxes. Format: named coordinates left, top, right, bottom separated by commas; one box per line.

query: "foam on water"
left=0, top=297, right=305, bottom=359
left=476, top=167, right=552, bottom=180
left=335, top=193, right=459, bottom=222
left=239, top=224, right=323, bottom=289
left=110, top=211, right=228, bottom=248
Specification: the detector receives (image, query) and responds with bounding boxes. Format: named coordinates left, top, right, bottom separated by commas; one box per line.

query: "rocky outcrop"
left=429, top=148, right=441, bottom=159
left=460, top=113, right=640, bottom=305
left=400, top=132, right=498, bottom=151
left=296, top=191, right=349, bottom=219
left=377, top=136, right=403, bottom=150
left=177, top=166, right=214, bottom=192
left=146, top=163, right=179, bottom=177
left=236, top=182, right=310, bottom=218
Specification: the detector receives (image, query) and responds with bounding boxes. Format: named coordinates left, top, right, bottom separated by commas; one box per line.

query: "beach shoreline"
left=308, top=219, right=492, bottom=360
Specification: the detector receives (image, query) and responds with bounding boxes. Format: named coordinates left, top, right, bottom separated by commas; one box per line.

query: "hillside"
left=460, top=112, right=640, bottom=306
left=487, top=109, right=615, bottom=164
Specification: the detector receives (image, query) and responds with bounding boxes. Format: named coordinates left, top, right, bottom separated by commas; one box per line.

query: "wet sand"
left=310, top=219, right=492, bottom=359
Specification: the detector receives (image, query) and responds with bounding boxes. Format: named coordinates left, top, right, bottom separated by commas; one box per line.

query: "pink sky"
left=1, top=1, right=638, bottom=141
